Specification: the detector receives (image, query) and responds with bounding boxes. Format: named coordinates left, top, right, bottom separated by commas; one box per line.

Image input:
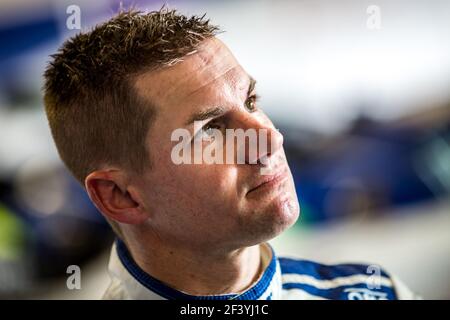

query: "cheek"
left=151, top=164, right=243, bottom=236
left=148, top=132, right=242, bottom=212
left=149, top=148, right=241, bottom=197
left=176, top=164, right=239, bottom=201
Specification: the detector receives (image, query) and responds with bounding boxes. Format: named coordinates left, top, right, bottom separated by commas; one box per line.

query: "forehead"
left=134, top=38, right=246, bottom=110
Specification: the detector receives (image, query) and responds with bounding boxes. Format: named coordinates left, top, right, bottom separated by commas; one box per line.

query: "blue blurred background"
left=0, top=0, right=449, bottom=299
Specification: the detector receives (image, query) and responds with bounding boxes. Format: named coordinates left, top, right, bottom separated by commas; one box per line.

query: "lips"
left=247, top=168, right=289, bottom=195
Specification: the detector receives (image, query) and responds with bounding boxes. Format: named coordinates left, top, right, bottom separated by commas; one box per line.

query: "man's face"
left=133, top=38, right=299, bottom=251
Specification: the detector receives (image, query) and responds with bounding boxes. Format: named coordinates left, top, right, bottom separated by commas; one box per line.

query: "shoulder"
left=279, top=256, right=389, bottom=280
left=278, top=256, right=415, bottom=300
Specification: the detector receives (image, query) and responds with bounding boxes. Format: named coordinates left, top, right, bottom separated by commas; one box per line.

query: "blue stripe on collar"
left=116, top=239, right=278, bottom=300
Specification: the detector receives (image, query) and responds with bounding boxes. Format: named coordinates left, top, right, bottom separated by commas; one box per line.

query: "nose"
left=233, top=112, right=284, bottom=165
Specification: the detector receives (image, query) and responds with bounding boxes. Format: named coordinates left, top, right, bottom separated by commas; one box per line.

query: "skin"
left=85, top=38, right=300, bottom=296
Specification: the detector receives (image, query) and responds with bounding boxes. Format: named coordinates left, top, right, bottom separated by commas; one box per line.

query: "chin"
left=269, top=196, right=300, bottom=236
left=241, top=196, right=300, bottom=246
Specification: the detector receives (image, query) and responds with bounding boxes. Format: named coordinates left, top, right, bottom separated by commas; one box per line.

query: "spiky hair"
left=43, top=7, right=220, bottom=183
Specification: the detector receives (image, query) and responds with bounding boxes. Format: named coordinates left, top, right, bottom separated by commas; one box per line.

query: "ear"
left=85, top=170, right=148, bottom=225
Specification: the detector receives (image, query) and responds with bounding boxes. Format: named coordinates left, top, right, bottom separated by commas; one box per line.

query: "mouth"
left=246, top=167, right=289, bottom=196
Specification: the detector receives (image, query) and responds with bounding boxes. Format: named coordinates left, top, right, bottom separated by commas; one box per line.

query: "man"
left=43, top=8, right=416, bottom=300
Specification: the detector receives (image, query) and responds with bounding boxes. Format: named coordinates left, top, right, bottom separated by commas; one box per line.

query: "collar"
left=106, top=238, right=282, bottom=300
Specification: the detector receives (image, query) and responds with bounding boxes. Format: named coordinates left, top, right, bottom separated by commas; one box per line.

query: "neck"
left=123, top=228, right=263, bottom=296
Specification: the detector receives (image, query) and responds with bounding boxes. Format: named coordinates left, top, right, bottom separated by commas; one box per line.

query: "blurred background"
left=0, top=0, right=449, bottom=299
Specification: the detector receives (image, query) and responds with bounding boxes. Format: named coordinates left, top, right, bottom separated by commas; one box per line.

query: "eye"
left=245, top=94, right=260, bottom=112
left=200, top=121, right=223, bottom=141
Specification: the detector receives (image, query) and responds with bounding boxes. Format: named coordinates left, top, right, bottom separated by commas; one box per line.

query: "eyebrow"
left=248, top=76, right=257, bottom=96
left=185, top=105, right=227, bottom=125
left=185, top=76, right=257, bottom=126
